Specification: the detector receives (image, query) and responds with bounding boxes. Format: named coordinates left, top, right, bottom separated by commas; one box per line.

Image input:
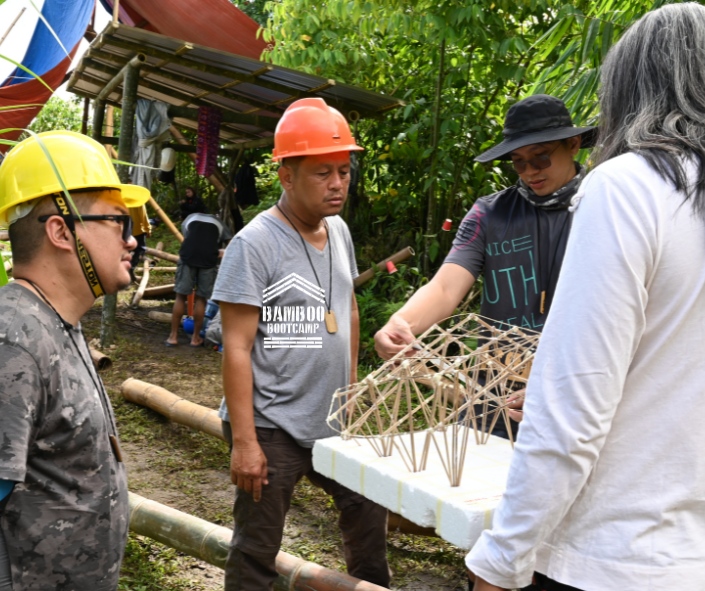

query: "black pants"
left=469, top=573, right=583, bottom=591
left=222, top=422, right=391, bottom=591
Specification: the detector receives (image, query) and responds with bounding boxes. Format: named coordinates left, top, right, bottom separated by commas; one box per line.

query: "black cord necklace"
left=275, top=202, right=337, bottom=334
left=14, top=278, right=124, bottom=462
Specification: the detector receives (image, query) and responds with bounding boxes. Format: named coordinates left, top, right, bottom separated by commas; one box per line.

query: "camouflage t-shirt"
left=0, top=283, right=128, bottom=590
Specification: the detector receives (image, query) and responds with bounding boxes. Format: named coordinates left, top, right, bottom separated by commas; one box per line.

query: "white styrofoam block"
left=312, top=429, right=513, bottom=548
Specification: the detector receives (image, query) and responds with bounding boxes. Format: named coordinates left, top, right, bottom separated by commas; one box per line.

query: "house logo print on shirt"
left=262, top=273, right=326, bottom=349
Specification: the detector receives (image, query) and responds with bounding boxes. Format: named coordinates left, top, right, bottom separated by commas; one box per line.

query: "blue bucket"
left=182, top=317, right=195, bottom=335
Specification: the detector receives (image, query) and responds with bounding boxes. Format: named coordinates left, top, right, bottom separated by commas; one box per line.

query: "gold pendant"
left=325, top=309, right=338, bottom=334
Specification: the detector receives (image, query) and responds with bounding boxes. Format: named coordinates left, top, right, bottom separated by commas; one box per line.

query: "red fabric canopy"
left=105, top=0, right=268, bottom=60
left=0, top=51, right=75, bottom=153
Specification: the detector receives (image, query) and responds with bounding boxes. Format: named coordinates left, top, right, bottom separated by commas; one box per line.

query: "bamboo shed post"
left=101, top=59, right=143, bottom=348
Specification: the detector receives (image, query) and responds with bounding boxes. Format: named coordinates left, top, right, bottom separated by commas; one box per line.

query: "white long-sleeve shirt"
left=466, top=152, right=705, bottom=590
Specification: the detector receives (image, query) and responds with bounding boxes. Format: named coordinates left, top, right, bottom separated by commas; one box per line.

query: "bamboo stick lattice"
left=327, top=314, right=539, bottom=486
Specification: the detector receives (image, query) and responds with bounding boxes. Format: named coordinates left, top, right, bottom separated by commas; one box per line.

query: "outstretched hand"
left=374, top=316, right=416, bottom=360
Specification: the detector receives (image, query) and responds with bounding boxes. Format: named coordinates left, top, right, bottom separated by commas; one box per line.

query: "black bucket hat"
left=475, top=94, right=597, bottom=163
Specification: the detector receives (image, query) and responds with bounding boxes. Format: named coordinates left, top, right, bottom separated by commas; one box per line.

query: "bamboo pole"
left=147, top=197, right=184, bottom=242
left=354, top=247, right=415, bottom=289
left=136, top=266, right=177, bottom=273
left=143, top=284, right=176, bottom=299
left=147, top=311, right=173, bottom=323
left=127, top=492, right=391, bottom=591
left=145, top=247, right=179, bottom=264
left=0, top=7, right=26, bottom=48
left=131, top=259, right=150, bottom=307
left=122, top=379, right=437, bottom=539
left=121, top=378, right=225, bottom=441
left=89, top=348, right=112, bottom=371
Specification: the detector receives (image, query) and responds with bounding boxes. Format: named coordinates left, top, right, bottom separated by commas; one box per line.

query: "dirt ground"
left=83, top=296, right=468, bottom=591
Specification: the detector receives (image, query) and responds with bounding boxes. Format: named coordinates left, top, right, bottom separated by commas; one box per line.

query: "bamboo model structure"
left=327, top=314, right=540, bottom=487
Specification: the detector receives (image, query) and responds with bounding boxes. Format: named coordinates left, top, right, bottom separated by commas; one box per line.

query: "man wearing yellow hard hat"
left=213, top=98, right=391, bottom=591
left=0, top=131, right=149, bottom=590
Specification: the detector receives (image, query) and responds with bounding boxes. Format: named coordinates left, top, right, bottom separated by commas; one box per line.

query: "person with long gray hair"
left=466, top=4, right=705, bottom=590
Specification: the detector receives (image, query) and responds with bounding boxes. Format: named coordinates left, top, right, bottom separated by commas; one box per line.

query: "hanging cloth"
left=130, top=99, right=172, bottom=190
left=196, top=106, right=222, bottom=177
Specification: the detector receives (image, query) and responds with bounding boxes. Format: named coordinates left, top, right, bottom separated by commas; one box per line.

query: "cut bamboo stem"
left=89, top=347, right=112, bottom=371
left=354, top=247, right=415, bottom=288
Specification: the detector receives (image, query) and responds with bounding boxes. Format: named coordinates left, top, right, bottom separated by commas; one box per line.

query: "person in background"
left=0, top=131, right=149, bottom=590
left=179, top=185, right=206, bottom=220
left=375, top=94, right=595, bottom=432
left=213, top=97, right=391, bottom=591
left=468, top=4, right=705, bottom=590
left=129, top=203, right=151, bottom=282
left=166, top=211, right=232, bottom=348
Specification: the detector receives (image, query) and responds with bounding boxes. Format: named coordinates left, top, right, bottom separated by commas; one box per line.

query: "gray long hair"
left=594, top=2, right=705, bottom=211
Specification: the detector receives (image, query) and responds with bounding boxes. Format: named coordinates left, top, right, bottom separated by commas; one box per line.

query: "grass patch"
left=119, top=534, right=207, bottom=591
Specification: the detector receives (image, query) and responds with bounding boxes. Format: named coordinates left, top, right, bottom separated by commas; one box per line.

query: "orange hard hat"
left=272, top=98, right=363, bottom=161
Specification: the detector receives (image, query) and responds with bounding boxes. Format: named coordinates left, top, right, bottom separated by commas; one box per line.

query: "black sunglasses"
left=510, top=143, right=561, bottom=174
left=38, top=214, right=133, bottom=242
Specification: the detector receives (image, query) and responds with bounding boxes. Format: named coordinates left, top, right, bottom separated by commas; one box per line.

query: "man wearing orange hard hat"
left=213, top=98, right=391, bottom=591
left=0, top=131, right=150, bottom=589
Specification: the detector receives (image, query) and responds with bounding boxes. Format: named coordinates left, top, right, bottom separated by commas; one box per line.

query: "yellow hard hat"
left=0, top=130, right=150, bottom=226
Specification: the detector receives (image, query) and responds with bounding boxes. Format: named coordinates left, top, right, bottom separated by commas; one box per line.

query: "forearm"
left=222, top=348, right=257, bottom=445
left=392, top=277, right=465, bottom=335
left=350, top=295, right=359, bottom=384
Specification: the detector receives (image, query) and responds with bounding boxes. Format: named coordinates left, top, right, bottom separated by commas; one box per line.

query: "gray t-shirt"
left=0, top=283, right=128, bottom=590
left=213, top=212, right=357, bottom=447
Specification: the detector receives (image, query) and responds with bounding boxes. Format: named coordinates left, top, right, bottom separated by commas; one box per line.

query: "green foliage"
left=260, top=0, right=663, bottom=274
left=28, top=96, right=84, bottom=134
left=356, top=264, right=427, bottom=372
left=229, top=0, right=270, bottom=26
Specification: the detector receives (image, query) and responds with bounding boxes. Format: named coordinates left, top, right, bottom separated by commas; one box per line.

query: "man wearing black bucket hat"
left=375, top=94, right=595, bottom=427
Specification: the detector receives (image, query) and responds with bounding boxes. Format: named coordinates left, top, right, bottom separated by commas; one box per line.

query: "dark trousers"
left=470, top=573, right=584, bottom=591
left=222, top=423, right=391, bottom=591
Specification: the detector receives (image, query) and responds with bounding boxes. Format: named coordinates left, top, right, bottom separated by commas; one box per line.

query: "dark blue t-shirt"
left=444, top=186, right=572, bottom=332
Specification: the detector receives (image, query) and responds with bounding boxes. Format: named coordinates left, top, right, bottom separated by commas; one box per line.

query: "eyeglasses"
left=510, top=143, right=561, bottom=174
left=38, top=214, right=133, bottom=242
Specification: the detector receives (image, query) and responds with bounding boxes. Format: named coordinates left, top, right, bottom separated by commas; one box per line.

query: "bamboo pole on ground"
left=121, top=378, right=225, bottom=441
left=89, top=348, right=112, bottom=371
left=121, top=379, right=438, bottom=538
left=354, top=247, right=415, bottom=289
left=145, top=247, right=179, bottom=264
left=136, top=266, right=177, bottom=273
left=128, top=492, right=391, bottom=591
left=143, top=284, right=176, bottom=299
left=131, top=259, right=151, bottom=307
left=147, top=311, right=173, bottom=323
